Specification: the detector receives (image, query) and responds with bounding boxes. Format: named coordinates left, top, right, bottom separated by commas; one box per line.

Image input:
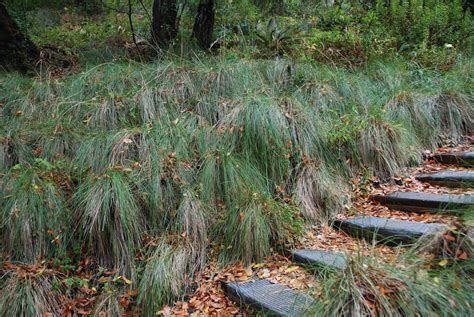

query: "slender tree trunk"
left=192, top=0, right=215, bottom=49
left=462, top=0, right=473, bottom=15
left=151, top=0, right=178, bottom=47
left=0, top=1, right=39, bottom=72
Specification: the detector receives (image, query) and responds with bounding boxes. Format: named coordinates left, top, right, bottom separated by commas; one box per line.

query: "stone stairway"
left=431, top=151, right=474, bottom=167
left=224, top=279, right=315, bottom=317
left=333, top=216, right=447, bottom=245
left=415, top=170, right=474, bottom=187
left=371, top=191, right=474, bottom=213
left=225, top=151, right=473, bottom=316
left=291, top=249, right=347, bottom=270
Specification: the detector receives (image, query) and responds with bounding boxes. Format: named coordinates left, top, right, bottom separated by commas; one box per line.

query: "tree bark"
left=0, top=2, right=39, bottom=72
left=151, top=0, right=178, bottom=47
left=192, top=0, right=215, bottom=49
left=462, top=0, right=473, bottom=15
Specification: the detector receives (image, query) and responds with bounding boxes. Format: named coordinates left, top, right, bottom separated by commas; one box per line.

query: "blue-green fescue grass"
left=311, top=251, right=473, bottom=317
left=295, top=162, right=349, bottom=224
left=0, top=267, right=67, bottom=317
left=0, top=162, right=68, bottom=262
left=73, top=170, right=144, bottom=280
left=0, top=55, right=473, bottom=313
left=137, top=240, right=200, bottom=316
left=91, top=291, right=124, bottom=317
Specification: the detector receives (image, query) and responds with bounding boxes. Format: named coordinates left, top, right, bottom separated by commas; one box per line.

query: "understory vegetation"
left=312, top=251, right=474, bottom=316
left=1, top=0, right=473, bottom=315
left=1, top=57, right=472, bottom=314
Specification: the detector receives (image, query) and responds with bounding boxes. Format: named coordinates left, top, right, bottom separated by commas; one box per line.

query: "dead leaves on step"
left=350, top=143, right=474, bottom=226
left=163, top=255, right=319, bottom=316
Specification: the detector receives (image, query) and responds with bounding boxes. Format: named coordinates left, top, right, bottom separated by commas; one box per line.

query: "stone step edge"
left=415, top=171, right=474, bottom=187
left=291, top=249, right=347, bottom=270
left=223, top=279, right=315, bottom=317
left=332, top=217, right=447, bottom=245
left=371, top=192, right=474, bottom=212
left=431, top=152, right=474, bottom=167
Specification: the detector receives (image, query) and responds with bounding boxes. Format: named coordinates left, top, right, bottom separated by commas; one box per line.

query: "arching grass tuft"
left=74, top=170, right=143, bottom=279
left=138, top=240, right=201, bottom=316
left=295, top=162, right=349, bottom=224
left=312, top=253, right=473, bottom=316
left=1, top=166, right=68, bottom=262
left=0, top=266, right=67, bottom=317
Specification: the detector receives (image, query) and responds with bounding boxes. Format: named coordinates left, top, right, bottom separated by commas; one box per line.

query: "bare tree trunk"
left=192, top=0, right=215, bottom=49
left=151, top=0, right=178, bottom=47
left=0, top=1, right=39, bottom=72
left=462, top=0, right=473, bottom=15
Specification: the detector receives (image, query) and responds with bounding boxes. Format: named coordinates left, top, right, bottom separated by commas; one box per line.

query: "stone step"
left=333, top=216, right=446, bottom=245
left=416, top=170, right=474, bottom=187
left=431, top=152, right=474, bottom=167
left=291, top=249, right=347, bottom=270
left=225, top=279, right=315, bottom=317
left=372, top=192, right=474, bottom=212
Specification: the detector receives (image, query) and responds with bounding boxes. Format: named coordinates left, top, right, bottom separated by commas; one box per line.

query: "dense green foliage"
left=4, top=0, right=473, bottom=67
left=1, top=56, right=473, bottom=313
left=0, top=0, right=473, bottom=315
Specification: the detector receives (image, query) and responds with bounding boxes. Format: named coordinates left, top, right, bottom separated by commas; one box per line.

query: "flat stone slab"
left=431, top=152, right=474, bottom=167
left=416, top=170, right=474, bottom=187
left=333, top=216, right=446, bottom=245
left=372, top=191, right=474, bottom=212
left=225, top=279, right=315, bottom=316
left=291, top=249, right=347, bottom=270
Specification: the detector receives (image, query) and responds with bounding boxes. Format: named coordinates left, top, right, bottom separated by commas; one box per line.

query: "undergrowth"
left=311, top=252, right=473, bottom=316
left=0, top=56, right=472, bottom=314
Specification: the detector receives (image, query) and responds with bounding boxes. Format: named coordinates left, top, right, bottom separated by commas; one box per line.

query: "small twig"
left=176, top=0, right=188, bottom=31
left=137, top=0, right=152, bottom=22
left=128, top=0, right=139, bottom=48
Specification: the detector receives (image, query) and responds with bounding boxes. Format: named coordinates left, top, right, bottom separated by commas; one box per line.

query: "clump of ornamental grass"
left=311, top=252, right=473, bottom=316
left=414, top=226, right=474, bottom=262
left=76, top=129, right=140, bottom=172
left=218, top=99, right=291, bottom=187
left=137, top=122, right=197, bottom=232
left=199, top=150, right=301, bottom=263
left=91, top=291, right=124, bottom=317
left=175, top=191, right=209, bottom=270
left=357, top=115, right=419, bottom=179
left=198, top=150, right=267, bottom=206
left=260, top=59, right=296, bottom=95
left=0, top=264, right=67, bottom=317
left=137, top=240, right=200, bottom=316
left=220, top=191, right=301, bottom=264
left=35, top=121, right=80, bottom=162
left=429, top=92, right=473, bottom=140
left=385, top=91, right=440, bottom=149
left=137, top=191, right=208, bottom=315
left=413, top=207, right=474, bottom=261
left=0, top=165, right=67, bottom=262
left=295, top=161, right=349, bottom=224
left=0, top=136, right=15, bottom=170
left=89, top=97, right=121, bottom=130
left=74, top=170, right=144, bottom=279
left=138, top=88, right=161, bottom=124
left=0, top=134, right=35, bottom=170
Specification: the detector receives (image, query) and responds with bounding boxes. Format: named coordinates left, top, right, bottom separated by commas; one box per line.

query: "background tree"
left=192, top=0, right=216, bottom=49
left=151, top=0, right=178, bottom=47
left=0, top=1, right=39, bottom=72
